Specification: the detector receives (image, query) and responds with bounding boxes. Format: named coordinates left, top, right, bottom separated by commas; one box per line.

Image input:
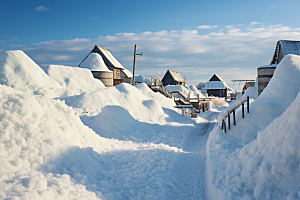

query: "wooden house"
left=270, top=40, right=300, bottom=64
left=79, top=45, right=132, bottom=86
left=205, top=74, right=229, bottom=98
left=161, top=69, right=185, bottom=86
left=257, top=40, right=300, bottom=95
left=242, top=81, right=255, bottom=92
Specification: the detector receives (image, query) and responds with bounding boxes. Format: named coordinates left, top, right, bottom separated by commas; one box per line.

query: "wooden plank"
left=247, top=96, right=249, bottom=113
left=233, top=109, right=236, bottom=125
left=242, top=103, right=244, bottom=118
left=228, top=111, right=230, bottom=129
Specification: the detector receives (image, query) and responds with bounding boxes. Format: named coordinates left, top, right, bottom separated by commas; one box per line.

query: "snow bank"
left=0, top=50, right=76, bottom=98
left=207, top=54, right=300, bottom=199
left=0, top=84, right=185, bottom=199
left=64, top=83, right=169, bottom=124
left=45, top=65, right=105, bottom=94
left=135, top=83, right=176, bottom=110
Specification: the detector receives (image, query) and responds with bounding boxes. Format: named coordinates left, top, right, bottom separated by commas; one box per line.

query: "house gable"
left=270, top=40, right=300, bottom=64
left=161, top=69, right=185, bottom=86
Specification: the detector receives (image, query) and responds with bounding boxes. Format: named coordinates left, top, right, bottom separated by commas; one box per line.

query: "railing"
left=149, top=79, right=212, bottom=114
left=221, top=96, right=250, bottom=133
left=170, top=91, right=190, bottom=102
left=149, top=78, right=175, bottom=99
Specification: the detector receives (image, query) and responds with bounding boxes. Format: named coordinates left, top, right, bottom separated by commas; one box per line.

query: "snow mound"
left=80, top=53, right=111, bottom=71
left=165, top=85, right=205, bottom=98
left=0, top=50, right=76, bottom=98
left=0, top=84, right=183, bottom=199
left=188, top=85, right=198, bottom=91
left=207, top=54, right=300, bottom=199
left=64, top=83, right=169, bottom=124
left=135, top=83, right=176, bottom=110
left=45, top=65, right=105, bottom=94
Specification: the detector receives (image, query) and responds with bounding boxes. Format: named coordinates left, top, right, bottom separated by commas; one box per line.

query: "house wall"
left=162, top=72, right=176, bottom=86
left=113, top=68, right=121, bottom=79
left=207, top=89, right=227, bottom=98
left=278, top=44, right=284, bottom=64
left=120, top=70, right=131, bottom=84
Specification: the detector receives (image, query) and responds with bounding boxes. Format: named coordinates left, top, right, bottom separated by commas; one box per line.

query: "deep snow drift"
left=44, top=65, right=105, bottom=94
left=207, top=55, right=300, bottom=199
left=1, top=49, right=300, bottom=200
left=0, top=50, right=204, bottom=200
left=0, top=50, right=76, bottom=98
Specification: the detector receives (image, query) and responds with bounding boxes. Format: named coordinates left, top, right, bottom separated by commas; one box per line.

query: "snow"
left=45, top=65, right=105, bottom=94
left=165, top=85, right=205, bottom=98
left=1, top=49, right=300, bottom=199
left=80, top=53, right=111, bottom=72
left=207, top=54, right=300, bottom=199
left=0, top=50, right=75, bottom=98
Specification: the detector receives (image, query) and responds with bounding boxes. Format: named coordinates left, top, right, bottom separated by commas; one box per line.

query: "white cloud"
left=251, top=22, right=263, bottom=26
left=6, top=24, right=300, bottom=87
left=35, top=5, right=51, bottom=12
left=53, top=55, right=70, bottom=61
left=196, top=25, right=217, bottom=29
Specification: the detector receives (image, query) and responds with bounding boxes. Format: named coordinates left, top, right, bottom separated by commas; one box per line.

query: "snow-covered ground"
left=207, top=54, right=300, bottom=200
left=1, top=50, right=300, bottom=199
left=0, top=50, right=221, bottom=199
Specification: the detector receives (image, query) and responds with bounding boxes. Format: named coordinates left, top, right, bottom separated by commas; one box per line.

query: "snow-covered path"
left=166, top=110, right=219, bottom=199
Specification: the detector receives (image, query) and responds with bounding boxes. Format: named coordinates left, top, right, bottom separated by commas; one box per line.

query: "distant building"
left=161, top=69, right=185, bottom=86
left=205, top=74, right=229, bottom=98
left=79, top=45, right=132, bottom=86
left=242, top=81, right=255, bottom=92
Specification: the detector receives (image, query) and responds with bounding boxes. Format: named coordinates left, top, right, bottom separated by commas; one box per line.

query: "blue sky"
left=1, top=0, right=300, bottom=90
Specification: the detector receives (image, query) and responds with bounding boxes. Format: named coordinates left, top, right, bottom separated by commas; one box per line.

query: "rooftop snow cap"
left=80, top=53, right=112, bottom=72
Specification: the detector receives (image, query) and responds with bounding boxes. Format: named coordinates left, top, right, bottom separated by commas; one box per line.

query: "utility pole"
left=132, top=44, right=143, bottom=85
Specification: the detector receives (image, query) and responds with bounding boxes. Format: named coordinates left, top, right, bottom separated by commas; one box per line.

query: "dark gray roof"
left=270, top=40, right=300, bottom=64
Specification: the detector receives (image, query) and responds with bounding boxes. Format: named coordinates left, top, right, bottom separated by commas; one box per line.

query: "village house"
left=258, top=40, right=300, bottom=95
left=79, top=45, right=132, bottom=86
left=205, top=74, right=229, bottom=98
left=242, top=81, right=255, bottom=93
left=270, top=40, right=300, bottom=65
left=161, top=69, right=186, bottom=86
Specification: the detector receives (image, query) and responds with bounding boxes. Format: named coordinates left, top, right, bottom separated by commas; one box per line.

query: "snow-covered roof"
left=164, top=69, right=185, bottom=82
left=270, top=40, right=300, bottom=64
left=209, top=74, right=224, bottom=82
left=97, top=46, right=124, bottom=69
left=121, top=68, right=133, bottom=78
left=258, top=64, right=278, bottom=68
left=280, top=40, right=300, bottom=56
left=79, top=45, right=124, bottom=69
left=205, top=81, right=228, bottom=89
left=79, top=53, right=112, bottom=72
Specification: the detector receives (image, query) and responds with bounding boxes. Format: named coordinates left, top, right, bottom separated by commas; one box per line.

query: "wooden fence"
left=221, top=96, right=250, bottom=133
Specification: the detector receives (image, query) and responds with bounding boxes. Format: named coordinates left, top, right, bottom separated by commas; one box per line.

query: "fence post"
left=247, top=96, right=249, bottom=113
left=202, top=103, right=205, bottom=112
left=233, top=109, right=236, bottom=125
left=228, top=111, right=231, bottom=129
left=222, top=119, right=226, bottom=133
left=242, top=103, right=244, bottom=118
